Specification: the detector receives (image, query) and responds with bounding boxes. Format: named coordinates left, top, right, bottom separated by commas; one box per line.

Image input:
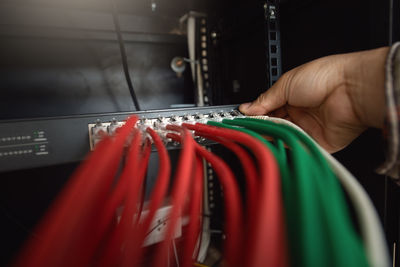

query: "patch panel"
left=88, top=109, right=243, bottom=150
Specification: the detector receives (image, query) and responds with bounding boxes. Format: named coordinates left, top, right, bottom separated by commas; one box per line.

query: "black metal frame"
left=204, top=1, right=283, bottom=105
left=263, top=0, right=282, bottom=87
left=197, top=16, right=212, bottom=106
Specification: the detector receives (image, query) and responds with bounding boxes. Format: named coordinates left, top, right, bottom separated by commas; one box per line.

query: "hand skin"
left=239, top=47, right=389, bottom=153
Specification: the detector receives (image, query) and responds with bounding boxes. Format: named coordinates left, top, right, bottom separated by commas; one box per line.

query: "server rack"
left=0, top=0, right=399, bottom=265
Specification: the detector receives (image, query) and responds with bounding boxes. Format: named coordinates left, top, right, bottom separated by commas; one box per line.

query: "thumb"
left=239, top=74, right=289, bottom=115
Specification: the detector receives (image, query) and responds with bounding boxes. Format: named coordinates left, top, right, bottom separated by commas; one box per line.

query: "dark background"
left=0, top=0, right=399, bottom=265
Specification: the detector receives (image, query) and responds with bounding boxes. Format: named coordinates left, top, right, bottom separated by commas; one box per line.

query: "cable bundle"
left=13, top=115, right=389, bottom=267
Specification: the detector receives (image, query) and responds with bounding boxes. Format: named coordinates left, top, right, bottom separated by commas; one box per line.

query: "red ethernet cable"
left=182, top=123, right=287, bottom=267
left=150, top=127, right=196, bottom=267
left=166, top=130, right=244, bottom=267
left=14, top=116, right=139, bottom=267
left=97, top=129, right=144, bottom=267
left=181, top=155, right=204, bottom=267
left=195, top=133, right=258, bottom=226
left=14, top=137, right=112, bottom=267
left=186, top=132, right=258, bottom=265
left=75, top=137, right=152, bottom=267
left=123, top=127, right=173, bottom=267
left=133, top=138, right=152, bottom=226
left=70, top=122, right=145, bottom=267
left=70, top=132, right=144, bottom=266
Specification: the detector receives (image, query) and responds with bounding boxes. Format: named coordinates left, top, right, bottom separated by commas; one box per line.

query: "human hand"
left=239, top=47, right=389, bottom=153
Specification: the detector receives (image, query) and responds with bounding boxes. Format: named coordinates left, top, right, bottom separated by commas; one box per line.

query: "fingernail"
left=240, top=102, right=252, bottom=111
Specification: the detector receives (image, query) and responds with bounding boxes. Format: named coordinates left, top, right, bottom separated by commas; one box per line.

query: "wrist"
left=344, top=47, right=389, bottom=129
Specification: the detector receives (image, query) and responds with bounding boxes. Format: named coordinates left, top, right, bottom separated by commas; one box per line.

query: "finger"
left=270, top=106, right=288, bottom=118
left=239, top=73, right=290, bottom=115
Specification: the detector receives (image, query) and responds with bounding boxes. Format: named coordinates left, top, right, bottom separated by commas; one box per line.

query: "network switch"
left=0, top=105, right=239, bottom=172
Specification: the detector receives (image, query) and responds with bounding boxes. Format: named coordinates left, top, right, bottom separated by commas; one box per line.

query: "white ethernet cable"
left=196, top=158, right=211, bottom=262
left=250, top=116, right=390, bottom=267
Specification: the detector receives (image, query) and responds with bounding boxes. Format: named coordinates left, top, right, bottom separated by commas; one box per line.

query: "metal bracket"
left=263, top=1, right=282, bottom=87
